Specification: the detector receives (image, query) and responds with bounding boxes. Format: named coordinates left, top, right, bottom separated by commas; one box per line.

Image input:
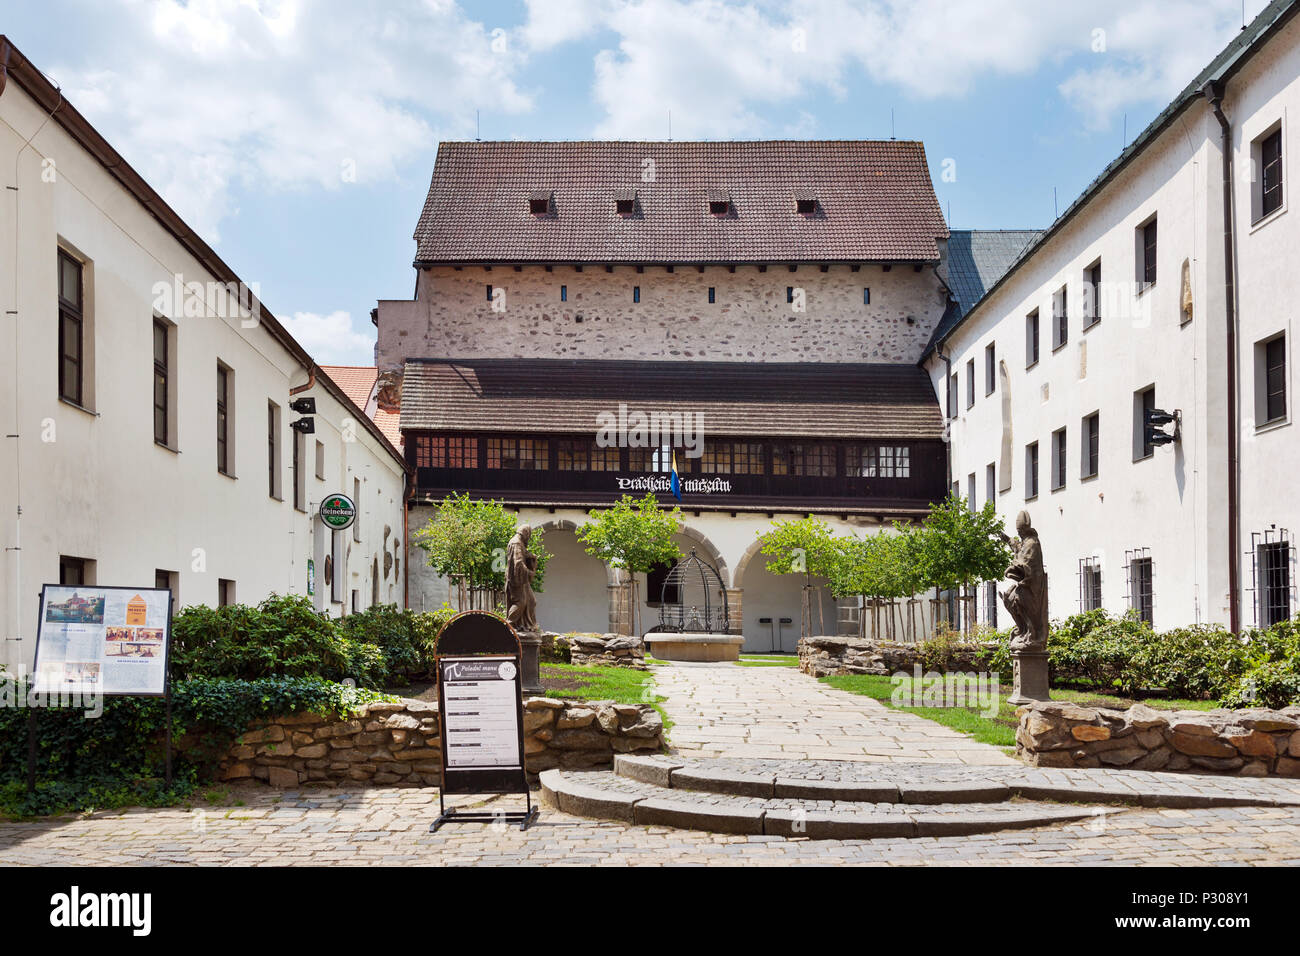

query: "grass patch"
left=540, top=662, right=671, bottom=734
left=822, top=673, right=1227, bottom=751
left=737, top=654, right=798, bottom=668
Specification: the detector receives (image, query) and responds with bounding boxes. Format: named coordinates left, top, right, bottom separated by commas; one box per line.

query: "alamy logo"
left=49, top=886, right=151, bottom=936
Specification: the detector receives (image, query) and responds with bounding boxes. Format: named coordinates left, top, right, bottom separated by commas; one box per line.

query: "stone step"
left=614, top=754, right=1300, bottom=809
left=539, top=769, right=1112, bottom=838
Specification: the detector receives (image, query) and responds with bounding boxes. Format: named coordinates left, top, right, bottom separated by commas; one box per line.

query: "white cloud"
left=47, top=0, right=533, bottom=238
left=523, top=0, right=1272, bottom=139
left=280, top=310, right=375, bottom=366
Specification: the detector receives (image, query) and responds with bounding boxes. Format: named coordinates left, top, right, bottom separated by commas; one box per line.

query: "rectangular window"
left=729, top=442, right=764, bottom=475
left=985, top=342, right=996, bottom=395
left=1262, top=127, right=1284, bottom=218
left=560, top=285, right=567, bottom=302
left=1134, top=386, right=1156, bottom=459
left=707, top=287, right=716, bottom=304
left=1139, top=216, right=1158, bottom=286
left=216, top=364, right=231, bottom=476
left=58, top=249, right=84, bottom=406
left=633, top=286, right=641, bottom=303
left=1265, top=335, right=1287, bottom=424
left=1258, top=539, right=1292, bottom=626
left=1052, top=286, right=1068, bottom=350
left=863, top=288, right=871, bottom=305
left=486, top=284, right=493, bottom=302
left=786, top=286, right=794, bottom=303
left=218, top=579, right=236, bottom=607
left=1128, top=551, right=1154, bottom=625
left=966, top=358, right=975, bottom=408
left=848, top=445, right=910, bottom=478
left=1082, top=412, right=1100, bottom=479
left=292, top=429, right=304, bottom=510
left=985, top=462, right=996, bottom=504
left=948, top=374, right=959, bottom=419
left=1026, top=309, right=1040, bottom=367
left=700, top=442, right=731, bottom=474
left=1085, top=260, right=1101, bottom=327
left=486, top=437, right=549, bottom=470
left=983, top=580, right=998, bottom=628
left=353, top=477, right=362, bottom=543
left=1025, top=441, right=1039, bottom=499
left=1051, top=428, right=1067, bottom=490
left=315, top=440, right=326, bottom=480
left=153, top=319, right=169, bottom=445
left=967, top=473, right=976, bottom=511
left=773, top=444, right=837, bottom=477
left=415, top=435, right=478, bottom=469
left=59, top=555, right=87, bottom=586
left=267, top=401, right=281, bottom=498
left=1080, top=557, right=1103, bottom=611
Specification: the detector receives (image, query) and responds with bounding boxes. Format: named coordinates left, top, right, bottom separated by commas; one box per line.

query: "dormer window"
left=615, top=187, right=636, bottom=216
left=529, top=190, right=552, bottom=215
left=708, top=188, right=730, bottom=216
left=794, top=188, right=817, bottom=215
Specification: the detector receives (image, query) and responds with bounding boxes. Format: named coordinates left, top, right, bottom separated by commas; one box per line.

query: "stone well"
left=644, top=632, right=745, bottom=662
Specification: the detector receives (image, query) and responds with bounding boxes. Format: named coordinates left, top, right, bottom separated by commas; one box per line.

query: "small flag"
left=670, top=449, right=682, bottom=501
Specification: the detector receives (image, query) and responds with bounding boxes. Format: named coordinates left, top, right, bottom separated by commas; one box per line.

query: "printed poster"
left=34, top=585, right=171, bottom=696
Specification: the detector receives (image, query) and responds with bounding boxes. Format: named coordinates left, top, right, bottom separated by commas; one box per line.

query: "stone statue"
left=505, top=523, right=539, bottom=633
left=999, top=510, right=1048, bottom=652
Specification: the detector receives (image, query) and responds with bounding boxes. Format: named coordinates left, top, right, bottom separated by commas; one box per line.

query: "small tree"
left=756, top=516, right=844, bottom=637
left=915, top=494, right=1012, bottom=635
left=411, top=493, right=550, bottom=610
left=576, top=493, right=683, bottom=636
left=829, top=532, right=912, bottom=641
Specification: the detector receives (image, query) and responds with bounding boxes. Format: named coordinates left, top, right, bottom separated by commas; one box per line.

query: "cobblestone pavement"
left=653, top=661, right=1017, bottom=764
left=4, top=785, right=1300, bottom=865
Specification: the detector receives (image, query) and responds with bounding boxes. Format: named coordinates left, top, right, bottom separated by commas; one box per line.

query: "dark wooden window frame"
left=58, top=249, right=84, bottom=406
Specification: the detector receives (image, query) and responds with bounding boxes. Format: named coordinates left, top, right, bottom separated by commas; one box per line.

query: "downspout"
left=290, top=367, right=316, bottom=395
left=1204, top=80, right=1241, bottom=634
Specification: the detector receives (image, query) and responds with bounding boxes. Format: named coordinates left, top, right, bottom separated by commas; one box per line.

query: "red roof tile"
left=414, top=141, right=948, bottom=265
left=320, top=366, right=403, bottom=448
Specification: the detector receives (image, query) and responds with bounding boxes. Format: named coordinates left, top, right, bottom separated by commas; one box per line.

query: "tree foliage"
left=913, top=494, right=1013, bottom=592
left=576, top=493, right=683, bottom=574
left=756, top=516, right=844, bottom=579
left=411, top=492, right=550, bottom=591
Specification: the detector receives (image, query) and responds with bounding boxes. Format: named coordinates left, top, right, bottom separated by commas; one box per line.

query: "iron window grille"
left=1078, top=557, right=1103, bottom=611
left=1125, top=548, right=1154, bottom=625
left=983, top=580, right=998, bottom=628
left=1248, top=528, right=1294, bottom=627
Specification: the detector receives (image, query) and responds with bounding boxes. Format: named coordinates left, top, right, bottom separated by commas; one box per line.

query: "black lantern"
left=658, top=549, right=729, bottom=634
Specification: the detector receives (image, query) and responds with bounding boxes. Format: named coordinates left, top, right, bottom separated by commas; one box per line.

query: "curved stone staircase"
left=539, top=754, right=1300, bottom=839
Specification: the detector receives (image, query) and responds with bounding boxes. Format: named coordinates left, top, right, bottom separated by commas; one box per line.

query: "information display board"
left=431, top=611, right=536, bottom=832
left=33, top=585, right=173, bottom=697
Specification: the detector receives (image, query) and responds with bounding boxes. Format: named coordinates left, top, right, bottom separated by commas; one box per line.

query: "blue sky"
left=3, top=0, right=1272, bottom=364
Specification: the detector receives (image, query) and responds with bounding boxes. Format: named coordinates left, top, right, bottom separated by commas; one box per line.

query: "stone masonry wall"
left=377, top=264, right=949, bottom=371
left=798, top=635, right=993, bottom=678
left=568, top=633, right=646, bottom=668
left=216, top=697, right=664, bottom=788
left=1017, top=701, right=1300, bottom=777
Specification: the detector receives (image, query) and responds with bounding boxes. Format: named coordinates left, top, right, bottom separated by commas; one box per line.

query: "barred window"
left=1079, top=557, right=1103, bottom=611
left=848, top=445, right=910, bottom=478
left=1126, top=549, right=1154, bottom=625
left=487, top=437, right=549, bottom=470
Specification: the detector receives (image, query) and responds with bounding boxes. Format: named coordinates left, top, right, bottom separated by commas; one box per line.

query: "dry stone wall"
left=216, top=697, right=663, bottom=788
left=798, top=636, right=992, bottom=678
left=1017, top=700, right=1300, bottom=777
left=568, top=633, right=647, bottom=668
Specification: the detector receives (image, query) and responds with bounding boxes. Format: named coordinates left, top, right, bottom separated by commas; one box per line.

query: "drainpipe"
left=289, top=368, right=316, bottom=395
left=1204, top=80, right=1241, bottom=635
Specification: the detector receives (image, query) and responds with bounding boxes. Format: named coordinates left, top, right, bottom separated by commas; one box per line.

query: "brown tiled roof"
left=320, top=365, right=403, bottom=448
left=400, top=359, right=944, bottom=440
left=413, top=141, right=949, bottom=265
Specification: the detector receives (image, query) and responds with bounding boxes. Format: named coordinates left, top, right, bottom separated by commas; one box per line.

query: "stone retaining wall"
left=798, top=636, right=993, bottom=678
left=1017, top=701, right=1300, bottom=777
left=217, top=697, right=663, bottom=788
left=568, top=633, right=647, bottom=669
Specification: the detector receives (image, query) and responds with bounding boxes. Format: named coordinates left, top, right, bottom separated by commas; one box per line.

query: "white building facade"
left=925, top=0, right=1300, bottom=634
left=0, top=39, right=408, bottom=672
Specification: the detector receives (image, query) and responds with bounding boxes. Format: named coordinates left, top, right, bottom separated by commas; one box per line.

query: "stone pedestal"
left=517, top=630, right=543, bottom=695
left=1007, top=649, right=1050, bottom=705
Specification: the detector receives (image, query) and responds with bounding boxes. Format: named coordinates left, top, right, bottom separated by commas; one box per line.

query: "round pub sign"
left=319, top=493, right=357, bottom=531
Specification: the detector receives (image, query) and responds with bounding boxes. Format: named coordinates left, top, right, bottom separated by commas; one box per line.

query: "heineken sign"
left=319, top=493, right=357, bottom=530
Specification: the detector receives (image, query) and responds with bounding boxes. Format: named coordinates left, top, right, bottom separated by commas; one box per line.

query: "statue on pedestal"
left=505, top=523, right=539, bottom=633
left=998, top=510, right=1051, bottom=703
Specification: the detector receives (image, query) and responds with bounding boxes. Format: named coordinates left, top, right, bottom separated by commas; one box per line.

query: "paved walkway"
left=4, top=785, right=1300, bottom=865
left=653, top=662, right=1017, bottom=765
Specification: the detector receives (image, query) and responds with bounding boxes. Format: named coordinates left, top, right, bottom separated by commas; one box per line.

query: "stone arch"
left=532, top=517, right=620, bottom=585
left=674, top=523, right=730, bottom=587
left=732, top=534, right=768, bottom=591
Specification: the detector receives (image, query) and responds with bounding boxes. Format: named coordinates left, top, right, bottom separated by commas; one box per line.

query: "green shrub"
left=1129, top=624, right=1247, bottom=700
left=1220, top=660, right=1300, bottom=709
left=0, top=676, right=395, bottom=817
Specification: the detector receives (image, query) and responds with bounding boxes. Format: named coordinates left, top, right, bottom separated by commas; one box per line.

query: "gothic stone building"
left=376, top=140, right=968, bottom=650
